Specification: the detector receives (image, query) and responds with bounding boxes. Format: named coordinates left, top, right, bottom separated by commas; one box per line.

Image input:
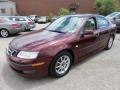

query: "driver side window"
left=84, top=18, right=96, bottom=31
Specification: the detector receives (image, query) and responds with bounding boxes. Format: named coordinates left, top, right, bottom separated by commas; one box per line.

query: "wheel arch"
left=0, top=28, right=10, bottom=33
left=58, top=49, right=75, bottom=64
left=112, top=34, right=115, bottom=39
left=48, top=48, right=75, bottom=76
left=110, top=33, right=115, bottom=40
left=0, top=28, right=8, bottom=30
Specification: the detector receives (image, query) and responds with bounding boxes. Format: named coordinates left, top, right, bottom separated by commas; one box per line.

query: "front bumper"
left=7, top=56, right=51, bottom=78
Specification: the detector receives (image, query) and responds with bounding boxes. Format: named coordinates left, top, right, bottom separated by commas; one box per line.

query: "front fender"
left=40, top=43, right=72, bottom=57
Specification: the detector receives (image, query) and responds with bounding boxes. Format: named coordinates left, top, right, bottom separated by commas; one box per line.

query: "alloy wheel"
left=108, top=36, right=114, bottom=49
left=55, top=55, right=71, bottom=75
left=0, top=29, right=9, bottom=37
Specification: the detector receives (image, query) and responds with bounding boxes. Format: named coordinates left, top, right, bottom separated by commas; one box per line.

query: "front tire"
left=105, top=35, right=114, bottom=50
left=0, top=29, right=10, bottom=38
left=49, top=51, right=72, bottom=78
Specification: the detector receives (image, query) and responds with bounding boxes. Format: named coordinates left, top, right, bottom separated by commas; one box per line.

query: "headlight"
left=17, top=51, right=39, bottom=59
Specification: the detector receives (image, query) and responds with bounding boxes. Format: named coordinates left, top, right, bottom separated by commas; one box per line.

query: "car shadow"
left=2, top=63, right=57, bottom=90
left=117, top=31, right=120, bottom=33
left=0, top=33, right=19, bottom=38
left=71, top=49, right=106, bottom=70
left=116, top=28, right=120, bottom=33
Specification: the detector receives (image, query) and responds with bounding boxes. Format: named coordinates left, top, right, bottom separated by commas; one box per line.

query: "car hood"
left=10, top=30, right=70, bottom=51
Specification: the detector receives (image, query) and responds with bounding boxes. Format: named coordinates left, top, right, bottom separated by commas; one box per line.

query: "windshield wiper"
left=47, top=30, right=65, bottom=33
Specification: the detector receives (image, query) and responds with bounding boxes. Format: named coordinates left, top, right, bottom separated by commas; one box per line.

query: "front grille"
left=7, top=47, right=18, bottom=57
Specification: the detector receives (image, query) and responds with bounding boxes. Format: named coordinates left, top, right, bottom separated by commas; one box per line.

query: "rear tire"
left=105, top=35, right=114, bottom=50
left=0, top=29, right=10, bottom=38
left=49, top=51, right=72, bottom=78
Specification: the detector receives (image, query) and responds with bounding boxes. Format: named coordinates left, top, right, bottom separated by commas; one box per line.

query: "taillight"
left=11, top=24, right=20, bottom=29
left=28, top=22, right=33, bottom=24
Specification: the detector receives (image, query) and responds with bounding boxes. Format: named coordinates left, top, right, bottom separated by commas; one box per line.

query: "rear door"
left=96, top=16, right=111, bottom=48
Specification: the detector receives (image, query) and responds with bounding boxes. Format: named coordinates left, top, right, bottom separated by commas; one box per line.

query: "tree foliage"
left=58, top=8, right=70, bottom=16
left=95, top=0, right=117, bottom=15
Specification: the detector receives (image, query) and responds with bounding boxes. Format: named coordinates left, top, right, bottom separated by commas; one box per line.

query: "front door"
left=76, top=17, right=100, bottom=60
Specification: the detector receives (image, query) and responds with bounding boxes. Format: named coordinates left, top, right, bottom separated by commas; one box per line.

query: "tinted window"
left=84, top=18, right=96, bottom=30
left=9, top=17, right=26, bottom=21
left=18, top=18, right=26, bottom=21
left=96, top=16, right=109, bottom=29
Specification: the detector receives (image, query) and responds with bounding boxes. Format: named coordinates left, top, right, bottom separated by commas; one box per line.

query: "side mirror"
left=84, top=30, right=94, bottom=35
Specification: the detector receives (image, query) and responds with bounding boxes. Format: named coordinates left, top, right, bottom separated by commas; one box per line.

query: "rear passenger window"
left=96, top=16, right=109, bottom=29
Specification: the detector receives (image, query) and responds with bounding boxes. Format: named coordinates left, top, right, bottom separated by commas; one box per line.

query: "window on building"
left=10, top=8, right=13, bottom=15
left=1, top=8, right=6, bottom=14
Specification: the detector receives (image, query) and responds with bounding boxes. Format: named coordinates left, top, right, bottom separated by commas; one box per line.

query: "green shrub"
left=47, top=13, right=53, bottom=22
left=58, top=8, right=70, bottom=16
left=95, top=0, right=117, bottom=15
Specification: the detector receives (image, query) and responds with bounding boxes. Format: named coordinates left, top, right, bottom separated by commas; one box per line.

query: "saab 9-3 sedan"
left=6, top=14, right=116, bottom=78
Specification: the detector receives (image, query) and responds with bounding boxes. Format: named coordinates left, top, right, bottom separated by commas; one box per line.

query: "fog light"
left=23, top=70, right=36, bottom=74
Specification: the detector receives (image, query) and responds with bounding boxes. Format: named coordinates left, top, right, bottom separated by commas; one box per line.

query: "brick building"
left=11, top=0, right=96, bottom=16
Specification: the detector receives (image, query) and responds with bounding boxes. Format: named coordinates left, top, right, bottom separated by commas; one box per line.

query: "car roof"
left=8, top=16, right=27, bottom=18
left=65, top=14, right=104, bottom=18
left=106, top=12, right=120, bottom=19
left=112, top=12, right=120, bottom=14
left=0, top=16, right=27, bottom=18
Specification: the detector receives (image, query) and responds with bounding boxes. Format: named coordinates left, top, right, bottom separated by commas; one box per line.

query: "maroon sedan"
left=6, top=14, right=116, bottom=78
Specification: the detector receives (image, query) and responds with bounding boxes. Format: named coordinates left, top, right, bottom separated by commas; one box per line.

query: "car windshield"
left=46, top=16, right=84, bottom=33
left=106, top=12, right=119, bottom=18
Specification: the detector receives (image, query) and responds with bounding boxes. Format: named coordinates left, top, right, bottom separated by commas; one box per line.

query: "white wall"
left=0, top=1, right=17, bottom=16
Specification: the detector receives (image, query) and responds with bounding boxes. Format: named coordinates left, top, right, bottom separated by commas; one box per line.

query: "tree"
left=95, top=0, right=117, bottom=15
left=58, top=8, right=70, bottom=16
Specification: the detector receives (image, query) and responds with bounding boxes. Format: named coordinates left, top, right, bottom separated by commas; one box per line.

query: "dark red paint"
left=6, top=14, right=116, bottom=77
